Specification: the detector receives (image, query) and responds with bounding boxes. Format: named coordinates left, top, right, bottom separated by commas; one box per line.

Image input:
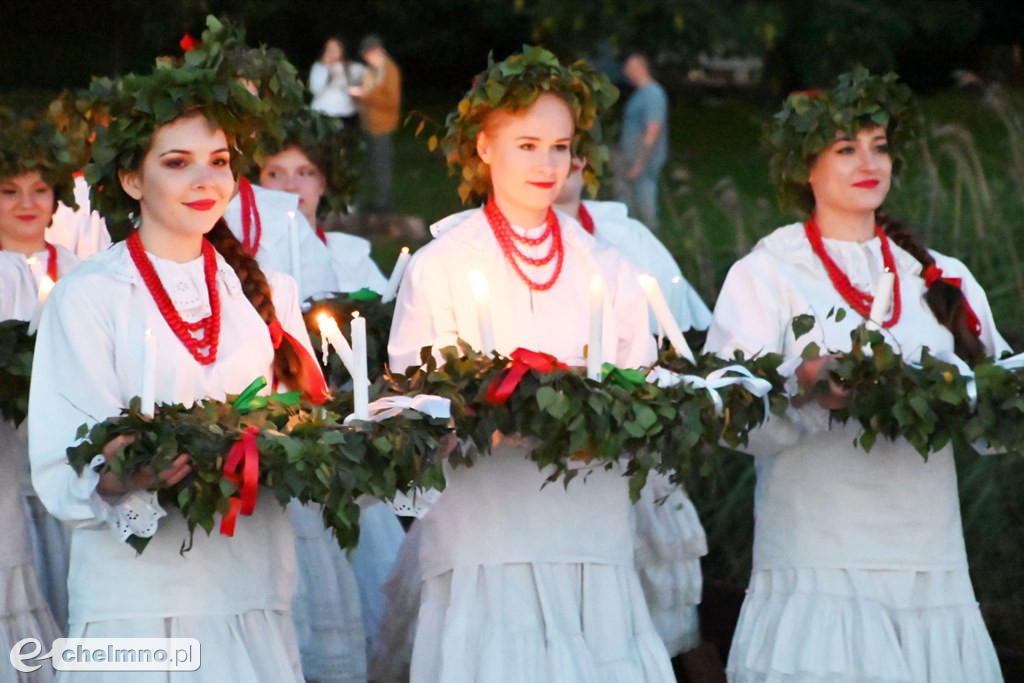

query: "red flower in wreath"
left=179, top=33, right=198, bottom=53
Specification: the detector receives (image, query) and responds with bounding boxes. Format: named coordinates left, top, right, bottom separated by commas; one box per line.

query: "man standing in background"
left=351, top=35, right=401, bottom=213
left=619, top=53, right=668, bottom=231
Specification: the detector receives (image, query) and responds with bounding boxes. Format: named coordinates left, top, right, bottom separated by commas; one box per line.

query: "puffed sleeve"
left=387, top=245, right=459, bottom=374
left=705, top=252, right=788, bottom=360
left=27, top=275, right=123, bottom=524
left=705, top=252, right=810, bottom=455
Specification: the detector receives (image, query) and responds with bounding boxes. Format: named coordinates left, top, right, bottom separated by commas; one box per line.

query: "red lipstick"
left=853, top=180, right=880, bottom=189
left=15, top=214, right=37, bottom=222
left=184, top=199, right=217, bottom=211
left=528, top=181, right=556, bottom=189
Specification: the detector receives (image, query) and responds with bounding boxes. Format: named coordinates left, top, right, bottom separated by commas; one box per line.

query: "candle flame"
left=287, top=210, right=296, bottom=220
left=352, top=311, right=361, bottom=319
left=401, top=246, right=410, bottom=254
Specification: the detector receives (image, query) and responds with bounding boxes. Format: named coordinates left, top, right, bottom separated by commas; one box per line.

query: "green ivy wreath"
left=765, top=66, right=922, bottom=214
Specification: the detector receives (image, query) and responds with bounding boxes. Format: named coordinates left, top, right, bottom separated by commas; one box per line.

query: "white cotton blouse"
left=27, top=241, right=311, bottom=624
left=0, top=243, right=80, bottom=321
left=224, top=183, right=338, bottom=301
left=322, top=231, right=388, bottom=294
left=705, top=222, right=1009, bottom=572
left=389, top=207, right=655, bottom=374
left=583, top=199, right=712, bottom=331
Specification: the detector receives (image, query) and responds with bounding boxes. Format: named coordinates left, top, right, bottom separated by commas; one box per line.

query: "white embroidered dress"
left=706, top=223, right=1006, bottom=683
left=387, top=208, right=675, bottom=683
left=28, top=242, right=310, bottom=682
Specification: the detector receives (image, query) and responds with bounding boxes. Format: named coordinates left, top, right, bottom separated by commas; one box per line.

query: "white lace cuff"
left=110, top=490, right=167, bottom=541
left=85, top=454, right=168, bottom=542
left=388, top=488, right=441, bottom=518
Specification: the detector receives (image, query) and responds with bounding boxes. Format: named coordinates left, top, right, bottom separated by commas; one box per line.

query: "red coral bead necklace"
left=127, top=230, right=221, bottom=365
left=804, top=215, right=901, bottom=328
left=484, top=198, right=564, bottom=291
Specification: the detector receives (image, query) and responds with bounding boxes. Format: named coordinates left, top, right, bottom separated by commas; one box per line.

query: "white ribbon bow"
left=646, top=365, right=773, bottom=416
left=343, top=394, right=451, bottom=425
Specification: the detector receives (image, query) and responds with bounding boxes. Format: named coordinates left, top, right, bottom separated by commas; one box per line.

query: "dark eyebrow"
left=158, top=147, right=230, bottom=157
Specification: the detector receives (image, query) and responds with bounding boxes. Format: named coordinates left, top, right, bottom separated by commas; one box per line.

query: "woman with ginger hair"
left=387, top=47, right=674, bottom=683
left=28, top=63, right=329, bottom=682
left=706, top=68, right=1006, bottom=682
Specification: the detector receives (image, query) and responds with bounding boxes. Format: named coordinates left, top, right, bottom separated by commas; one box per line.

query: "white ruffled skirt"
left=726, top=566, right=1003, bottom=683
left=289, top=502, right=367, bottom=683
left=411, top=562, right=676, bottom=683
left=631, top=471, right=707, bottom=656
left=59, top=610, right=302, bottom=682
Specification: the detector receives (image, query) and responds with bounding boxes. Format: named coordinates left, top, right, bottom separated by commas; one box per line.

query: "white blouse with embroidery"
left=28, top=241, right=312, bottom=623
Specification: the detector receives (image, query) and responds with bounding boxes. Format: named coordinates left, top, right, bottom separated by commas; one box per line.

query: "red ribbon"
left=922, top=265, right=982, bottom=336
left=484, top=348, right=568, bottom=405
left=315, top=224, right=328, bottom=245
left=266, top=320, right=330, bottom=405
left=219, top=426, right=261, bottom=537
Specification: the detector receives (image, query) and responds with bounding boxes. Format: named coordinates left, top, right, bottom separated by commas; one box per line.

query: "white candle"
left=351, top=312, right=369, bottom=420
left=587, top=273, right=605, bottom=380
left=27, top=275, right=55, bottom=335
left=865, top=271, right=896, bottom=331
left=639, top=274, right=695, bottom=363
left=469, top=270, right=495, bottom=355
left=287, top=210, right=303, bottom=299
left=380, top=246, right=411, bottom=303
left=317, top=313, right=355, bottom=374
left=140, top=328, right=157, bottom=417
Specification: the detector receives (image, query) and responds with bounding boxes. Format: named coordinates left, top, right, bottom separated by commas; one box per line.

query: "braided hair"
left=204, top=219, right=313, bottom=393
left=876, top=211, right=987, bottom=364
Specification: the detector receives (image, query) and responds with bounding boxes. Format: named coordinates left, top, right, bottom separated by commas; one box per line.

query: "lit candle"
left=587, top=273, right=605, bottom=380
left=287, top=210, right=303, bottom=298
left=317, top=313, right=355, bottom=374
left=27, top=275, right=55, bottom=335
left=865, top=271, right=895, bottom=332
left=140, top=328, right=157, bottom=417
left=380, top=246, right=411, bottom=303
left=469, top=269, right=495, bottom=355
left=639, top=274, right=695, bottom=363
left=351, top=312, right=369, bottom=420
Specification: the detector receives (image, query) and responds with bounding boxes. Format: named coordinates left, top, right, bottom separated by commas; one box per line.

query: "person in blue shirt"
left=619, top=53, right=669, bottom=231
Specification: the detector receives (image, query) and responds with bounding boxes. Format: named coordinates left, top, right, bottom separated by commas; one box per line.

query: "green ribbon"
left=602, top=363, right=647, bottom=389
left=231, top=377, right=301, bottom=414
left=347, top=288, right=381, bottom=302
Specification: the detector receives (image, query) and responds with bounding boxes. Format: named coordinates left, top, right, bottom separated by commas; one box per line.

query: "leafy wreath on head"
left=84, top=64, right=268, bottom=236
left=0, top=107, right=77, bottom=209
left=254, top=109, right=361, bottom=216
left=439, top=45, right=619, bottom=204
left=181, top=15, right=308, bottom=173
left=765, top=66, right=922, bottom=214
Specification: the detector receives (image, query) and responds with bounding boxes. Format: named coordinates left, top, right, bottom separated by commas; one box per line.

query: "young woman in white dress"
left=386, top=48, right=675, bottom=683
left=28, top=65, right=331, bottom=682
left=0, top=113, right=72, bottom=682
left=705, top=69, right=1006, bottom=683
